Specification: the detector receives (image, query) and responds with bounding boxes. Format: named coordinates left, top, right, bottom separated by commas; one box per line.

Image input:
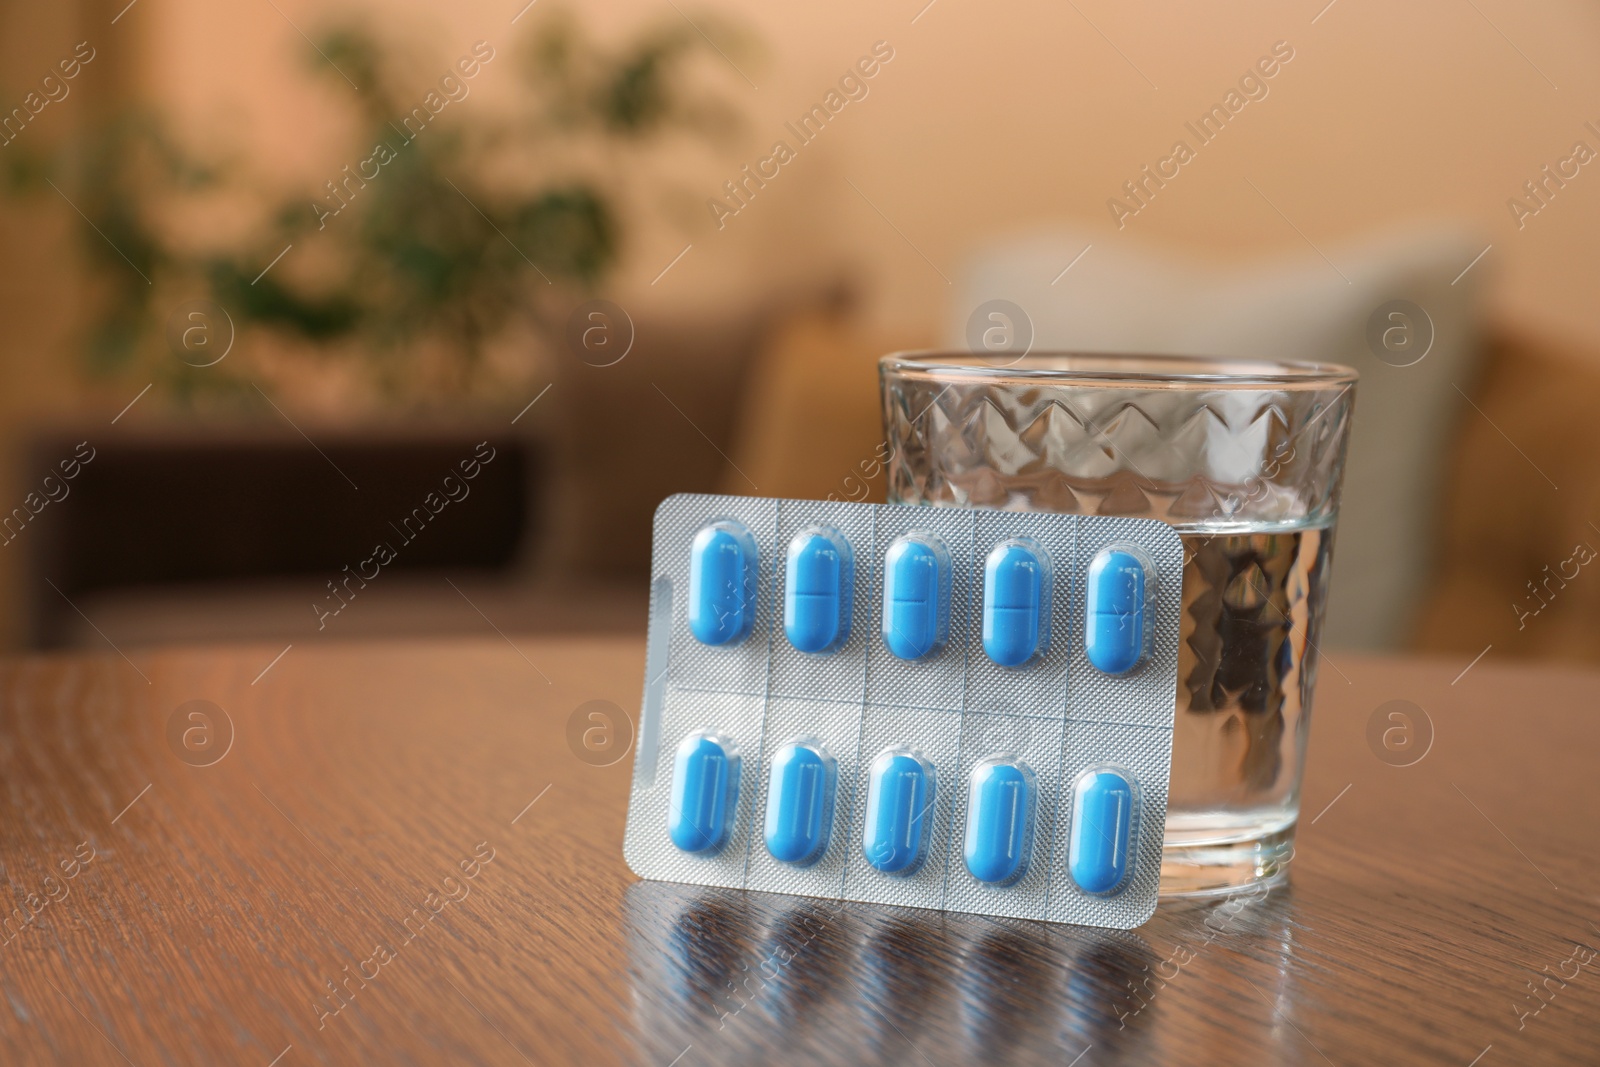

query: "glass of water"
left=880, top=352, right=1357, bottom=897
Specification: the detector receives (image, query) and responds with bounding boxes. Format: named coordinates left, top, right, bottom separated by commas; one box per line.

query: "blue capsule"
left=687, top=522, right=758, bottom=646
left=1068, top=768, right=1137, bottom=895
left=1085, top=549, right=1147, bottom=675
left=963, top=757, right=1036, bottom=886
left=668, top=732, right=740, bottom=854
left=881, top=534, right=951, bottom=661
left=862, top=748, right=935, bottom=875
left=784, top=528, right=853, bottom=654
left=982, top=539, right=1051, bottom=668
left=764, top=741, right=837, bottom=865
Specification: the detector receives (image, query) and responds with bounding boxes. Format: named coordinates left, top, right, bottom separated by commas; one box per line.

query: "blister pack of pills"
left=622, top=493, right=1184, bottom=929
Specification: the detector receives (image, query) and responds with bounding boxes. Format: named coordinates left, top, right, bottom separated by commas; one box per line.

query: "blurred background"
left=3, top=0, right=1599, bottom=664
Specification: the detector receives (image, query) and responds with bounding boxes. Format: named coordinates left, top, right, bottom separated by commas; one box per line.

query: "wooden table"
left=2, top=637, right=1596, bottom=1066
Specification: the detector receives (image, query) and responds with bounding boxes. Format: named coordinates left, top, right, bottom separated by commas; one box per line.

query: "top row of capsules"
left=685, top=521, right=1151, bottom=675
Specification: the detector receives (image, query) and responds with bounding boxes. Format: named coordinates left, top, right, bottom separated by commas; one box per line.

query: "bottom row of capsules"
left=667, top=730, right=1141, bottom=896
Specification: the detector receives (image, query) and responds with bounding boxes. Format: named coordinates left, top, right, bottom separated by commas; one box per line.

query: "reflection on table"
left=622, top=879, right=1301, bottom=1065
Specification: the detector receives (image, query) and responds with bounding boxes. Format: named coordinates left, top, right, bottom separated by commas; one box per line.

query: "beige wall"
left=124, top=0, right=1600, bottom=345
left=0, top=0, right=125, bottom=647
left=12, top=0, right=1600, bottom=375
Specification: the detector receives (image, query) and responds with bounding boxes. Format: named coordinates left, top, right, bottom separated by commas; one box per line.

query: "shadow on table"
left=620, top=880, right=1298, bottom=1065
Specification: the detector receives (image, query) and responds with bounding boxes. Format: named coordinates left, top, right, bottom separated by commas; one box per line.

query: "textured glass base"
left=1158, top=822, right=1296, bottom=899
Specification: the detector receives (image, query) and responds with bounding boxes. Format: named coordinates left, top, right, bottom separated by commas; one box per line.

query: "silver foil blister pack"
left=622, top=493, right=1183, bottom=929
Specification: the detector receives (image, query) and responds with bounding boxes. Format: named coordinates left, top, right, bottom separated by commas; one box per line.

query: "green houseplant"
left=6, top=10, right=745, bottom=407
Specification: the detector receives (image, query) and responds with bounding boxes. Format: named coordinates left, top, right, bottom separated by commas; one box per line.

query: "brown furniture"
left=1, top=638, right=1593, bottom=1065
left=724, top=314, right=1600, bottom=669
left=10, top=299, right=822, bottom=653
left=19, top=426, right=533, bottom=648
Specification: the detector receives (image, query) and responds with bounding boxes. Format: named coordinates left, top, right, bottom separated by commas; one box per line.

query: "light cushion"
left=949, top=225, right=1489, bottom=649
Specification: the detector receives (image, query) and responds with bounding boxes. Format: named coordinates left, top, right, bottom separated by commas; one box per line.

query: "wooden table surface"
left=2, top=636, right=1597, bottom=1066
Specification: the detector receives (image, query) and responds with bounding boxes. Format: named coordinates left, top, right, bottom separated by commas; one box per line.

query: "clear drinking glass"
left=880, top=352, right=1357, bottom=897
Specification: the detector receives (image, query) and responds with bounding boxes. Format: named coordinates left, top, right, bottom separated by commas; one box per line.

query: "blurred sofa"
left=720, top=262, right=1600, bottom=667
left=23, top=297, right=810, bottom=649
left=24, top=258, right=1600, bottom=667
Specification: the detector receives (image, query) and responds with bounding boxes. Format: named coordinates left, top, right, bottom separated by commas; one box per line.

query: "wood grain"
left=0, top=637, right=1596, bottom=1065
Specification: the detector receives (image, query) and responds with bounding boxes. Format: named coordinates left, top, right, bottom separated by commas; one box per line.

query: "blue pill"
left=668, top=732, right=740, bottom=854
left=862, top=749, right=934, bottom=875
left=784, top=528, right=853, bottom=654
left=764, top=741, right=837, bottom=865
left=1068, top=768, right=1137, bottom=895
left=881, top=534, right=951, bottom=661
left=1085, top=549, right=1146, bottom=675
left=963, top=757, right=1036, bottom=886
left=982, top=539, right=1050, bottom=668
left=687, top=522, right=757, bottom=646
